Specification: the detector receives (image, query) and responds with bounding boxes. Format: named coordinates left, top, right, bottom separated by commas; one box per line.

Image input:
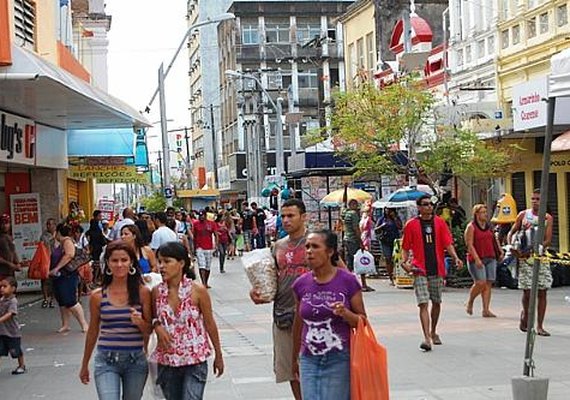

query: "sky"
left=105, top=0, right=190, bottom=161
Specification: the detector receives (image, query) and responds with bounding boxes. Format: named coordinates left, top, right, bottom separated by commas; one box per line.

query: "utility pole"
left=157, top=151, right=164, bottom=191
left=158, top=64, right=172, bottom=206
left=184, top=127, right=192, bottom=189
left=210, top=104, right=218, bottom=189
left=275, top=97, right=284, bottom=177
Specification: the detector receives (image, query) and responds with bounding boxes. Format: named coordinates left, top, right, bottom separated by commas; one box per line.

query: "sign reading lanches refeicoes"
left=69, top=165, right=148, bottom=183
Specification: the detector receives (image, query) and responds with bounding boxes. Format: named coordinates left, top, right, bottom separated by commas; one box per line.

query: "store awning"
left=550, top=48, right=570, bottom=98
left=0, top=45, right=149, bottom=130
left=68, top=129, right=135, bottom=157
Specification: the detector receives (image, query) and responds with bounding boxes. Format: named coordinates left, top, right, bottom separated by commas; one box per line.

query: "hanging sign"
left=69, top=165, right=140, bottom=180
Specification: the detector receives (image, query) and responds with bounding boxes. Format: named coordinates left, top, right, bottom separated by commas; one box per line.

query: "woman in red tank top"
left=464, top=204, right=504, bottom=317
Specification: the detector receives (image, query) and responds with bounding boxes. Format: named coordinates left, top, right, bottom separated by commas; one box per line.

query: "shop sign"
left=97, top=198, right=115, bottom=221
left=10, top=193, right=42, bottom=292
left=0, top=112, right=36, bottom=166
left=69, top=165, right=141, bottom=181
left=96, top=175, right=149, bottom=184
left=513, top=77, right=548, bottom=131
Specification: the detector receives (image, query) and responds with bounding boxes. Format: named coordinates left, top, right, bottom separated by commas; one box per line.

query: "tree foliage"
left=327, top=79, right=513, bottom=185
left=140, top=191, right=166, bottom=213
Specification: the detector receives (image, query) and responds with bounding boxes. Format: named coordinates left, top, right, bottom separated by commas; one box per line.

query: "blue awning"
left=68, top=129, right=135, bottom=157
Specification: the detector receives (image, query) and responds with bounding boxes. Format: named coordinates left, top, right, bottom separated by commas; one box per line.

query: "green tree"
left=140, top=191, right=166, bottom=212
left=325, top=79, right=514, bottom=186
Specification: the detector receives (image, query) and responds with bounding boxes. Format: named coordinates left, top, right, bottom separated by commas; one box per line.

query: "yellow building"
left=497, top=0, right=570, bottom=251
left=339, top=0, right=376, bottom=89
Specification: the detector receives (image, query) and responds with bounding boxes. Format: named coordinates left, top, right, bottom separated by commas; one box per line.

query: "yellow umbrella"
left=320, top=188, right=372, bottom=207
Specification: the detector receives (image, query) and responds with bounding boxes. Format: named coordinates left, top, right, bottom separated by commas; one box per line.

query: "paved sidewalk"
left=1, top=257, right=569, bottom=399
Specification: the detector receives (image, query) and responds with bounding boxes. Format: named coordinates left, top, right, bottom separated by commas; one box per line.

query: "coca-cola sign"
left=0, top=112, right=36, bottom=165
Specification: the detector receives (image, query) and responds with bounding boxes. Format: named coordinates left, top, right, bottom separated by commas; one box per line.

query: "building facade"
left=496, top=0, right=570, bottom=252
left=218, top=0, right=353, bottom=205
left=187, top=0, right=233, bottom=190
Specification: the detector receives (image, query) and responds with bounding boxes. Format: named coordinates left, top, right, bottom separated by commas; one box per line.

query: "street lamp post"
left=145, top=13, right=235, bottom=206
left=225, top=70, right=285, bottom=196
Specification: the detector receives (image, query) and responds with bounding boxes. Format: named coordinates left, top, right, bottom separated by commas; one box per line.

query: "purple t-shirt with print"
left=292, top=268, right=361, bottom=356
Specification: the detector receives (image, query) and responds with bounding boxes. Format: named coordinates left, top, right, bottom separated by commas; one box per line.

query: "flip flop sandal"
left=12, top=366, right=26, bottom=375
left=41, top=300, right=48, bottom=308
left=537, top=329, right=551, bottom=337
left=432, top=334, right=442, bottom=345
left=420, top=342, right=432, bottom=352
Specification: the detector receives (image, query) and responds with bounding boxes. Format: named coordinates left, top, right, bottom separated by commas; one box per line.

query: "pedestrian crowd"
left=0, top=189, right=557, bottom=399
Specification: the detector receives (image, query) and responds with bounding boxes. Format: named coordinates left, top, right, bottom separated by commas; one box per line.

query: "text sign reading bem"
left=513, top=76, right=548, bottom=132
left=69, top=165, right=140, bottom=181
left=0, top=112, right=36, bottom=165
left=10, top=193, right=42, bottom=292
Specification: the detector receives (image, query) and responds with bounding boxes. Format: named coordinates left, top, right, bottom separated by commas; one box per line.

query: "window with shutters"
left=13, top=0, right=35, bottom=49
left=511, top=172, right=526, bottom=213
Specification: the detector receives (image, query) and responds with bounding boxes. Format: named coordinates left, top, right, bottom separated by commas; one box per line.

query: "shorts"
left=272, top=323, right=295, bottom=383
left=414, top=275, right=443, bottom=305
left=518, top=258, right=552, bottom=290
left=52, top=272, right=79, bottom=308
left=467, top=258, right=497, bottom=282
left=381, top=242, right=394, bottom=262
left=0, top=335, right=23, bottom=358
left=196, top=249, right=213, bottom=270
left=244, top=230, right=253, bottom=247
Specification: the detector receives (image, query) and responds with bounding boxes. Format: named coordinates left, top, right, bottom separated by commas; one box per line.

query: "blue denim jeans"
left=94, top=350, right=148, bottom=400
left=157, top=361, right=208, bottom=400
left=300, top=350, right=350, bottom=400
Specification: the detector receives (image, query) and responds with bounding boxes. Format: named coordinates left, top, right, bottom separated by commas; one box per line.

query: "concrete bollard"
left=511, top=376, right=549, bottom=400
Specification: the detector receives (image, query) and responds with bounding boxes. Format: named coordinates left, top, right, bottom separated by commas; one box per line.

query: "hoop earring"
left=129, top=265, right=136, bottom=275
left=105, top=268, right=112, bottom=276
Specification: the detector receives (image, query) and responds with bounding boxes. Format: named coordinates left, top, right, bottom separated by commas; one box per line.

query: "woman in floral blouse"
left=150, top=242, right=224, bottom=400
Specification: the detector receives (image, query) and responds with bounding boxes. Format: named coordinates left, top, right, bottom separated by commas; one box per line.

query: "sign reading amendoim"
left=513, top=76, right=548, bottom=132
left=0, top=112, right=36, bottom=165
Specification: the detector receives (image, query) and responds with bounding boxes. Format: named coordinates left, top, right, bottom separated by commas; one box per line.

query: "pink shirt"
left=150, top=276, right=211, bottom=366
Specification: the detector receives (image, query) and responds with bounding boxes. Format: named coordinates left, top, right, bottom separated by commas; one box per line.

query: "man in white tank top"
left=507, top=189, right=553, bottom=337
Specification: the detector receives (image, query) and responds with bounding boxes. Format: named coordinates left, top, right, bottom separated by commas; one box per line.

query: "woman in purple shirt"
left=292, top=229, right=366, bottom=400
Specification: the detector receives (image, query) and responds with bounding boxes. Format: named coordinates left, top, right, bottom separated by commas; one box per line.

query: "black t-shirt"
left=420, top=219, right=438, bottom=276
left=241, top=210, right=255, bottom=230
left=254, top=209, right=266, bottom=228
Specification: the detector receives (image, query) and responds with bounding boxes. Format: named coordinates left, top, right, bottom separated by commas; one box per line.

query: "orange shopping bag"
left=28, top=242, right=50, bottom=280
left=350, top=317, right=389, bottom=400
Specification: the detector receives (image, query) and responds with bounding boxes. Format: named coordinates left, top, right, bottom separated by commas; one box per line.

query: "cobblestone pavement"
left=1, top=257, right=569, bottom=399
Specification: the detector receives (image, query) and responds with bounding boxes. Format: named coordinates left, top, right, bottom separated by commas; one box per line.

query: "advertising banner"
left=10, top=193, right=42, bottom=292
left=97, top=198, right=115, bottom=221
left=513, top=77, right=549, bottom=131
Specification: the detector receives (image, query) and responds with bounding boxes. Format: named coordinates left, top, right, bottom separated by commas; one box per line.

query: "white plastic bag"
left=241, top=248, right=277, bottom=302
left=354, top=249, right=376, bottom=275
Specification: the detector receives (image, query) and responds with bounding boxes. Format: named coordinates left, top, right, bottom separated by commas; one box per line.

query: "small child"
left=0, top=277, right=25, bottom=375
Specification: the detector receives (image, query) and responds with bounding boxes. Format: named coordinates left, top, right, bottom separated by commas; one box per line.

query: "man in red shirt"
left=192, top=210, right=219, bottom=288
left=401, top=194, right=463, bottom=351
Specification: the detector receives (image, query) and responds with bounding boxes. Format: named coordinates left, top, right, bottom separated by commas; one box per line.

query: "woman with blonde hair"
left=464, top=204, right=504, bottom=317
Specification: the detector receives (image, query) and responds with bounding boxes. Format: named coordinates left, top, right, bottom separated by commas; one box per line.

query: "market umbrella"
left=373, top=186, right=432, bottom=209
left=320, top=187, right=373, bottom=208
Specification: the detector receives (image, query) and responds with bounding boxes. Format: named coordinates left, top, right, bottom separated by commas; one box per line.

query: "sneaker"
left=12, top=366, right=26, bottom=375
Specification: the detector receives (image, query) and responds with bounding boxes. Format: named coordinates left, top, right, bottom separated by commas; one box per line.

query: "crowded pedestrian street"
left=1, top=256, right=569, bottom=400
